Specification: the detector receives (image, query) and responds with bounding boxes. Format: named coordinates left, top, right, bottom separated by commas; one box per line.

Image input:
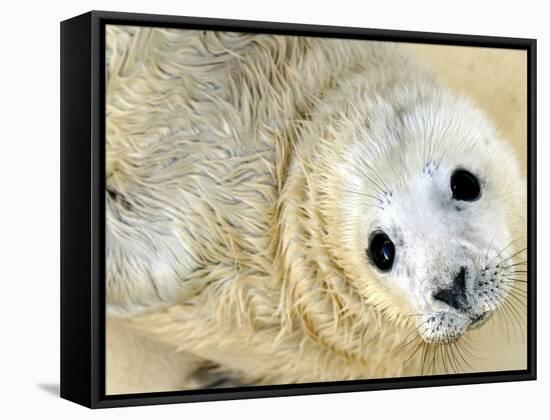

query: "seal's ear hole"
left=450, top=169, right=481, bottom=202
left=368, top=231, right=395, bottom=272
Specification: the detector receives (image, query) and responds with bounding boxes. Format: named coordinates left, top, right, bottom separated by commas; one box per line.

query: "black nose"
left=433, top=267, right=467, bottom=311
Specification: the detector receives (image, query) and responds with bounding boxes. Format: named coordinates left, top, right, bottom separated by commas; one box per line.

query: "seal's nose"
left=433, top=267, right=467, bottom=311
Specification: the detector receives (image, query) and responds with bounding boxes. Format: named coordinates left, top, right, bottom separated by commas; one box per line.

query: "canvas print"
left=105, top=25, right=528, bottom=394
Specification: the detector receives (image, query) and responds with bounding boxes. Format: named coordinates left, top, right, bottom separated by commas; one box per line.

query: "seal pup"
left=106, top=26, right=527, bottom=386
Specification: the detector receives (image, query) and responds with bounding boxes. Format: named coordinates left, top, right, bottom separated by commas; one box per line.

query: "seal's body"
left=106, top=27, right=526, bottom=386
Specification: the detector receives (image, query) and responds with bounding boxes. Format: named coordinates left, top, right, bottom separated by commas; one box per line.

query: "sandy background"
left=406, top=43, right=527, bottom=173
left=107, top=42, right=528, bottom=395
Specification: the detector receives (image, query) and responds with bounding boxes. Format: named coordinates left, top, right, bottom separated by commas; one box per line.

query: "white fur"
left=106, top=26, right=527, bottom=387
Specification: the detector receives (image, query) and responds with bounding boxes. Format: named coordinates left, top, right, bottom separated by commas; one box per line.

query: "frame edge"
left=60, top=11, right=94, bottom=408
left=64, top=9, right=537, bottom=408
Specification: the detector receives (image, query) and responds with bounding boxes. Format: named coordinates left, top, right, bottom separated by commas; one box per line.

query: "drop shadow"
left=37, top=383, right=60, bottom=397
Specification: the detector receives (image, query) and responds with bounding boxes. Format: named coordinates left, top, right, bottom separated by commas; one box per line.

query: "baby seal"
left=106, top=26, right=527, bottom=385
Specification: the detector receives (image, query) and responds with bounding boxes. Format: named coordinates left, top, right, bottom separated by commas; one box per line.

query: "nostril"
left=433, top=267, right=468, bottom=311
left=433, top=288, right=462, bottom=310
left=454, top=266, right=466, bottom=290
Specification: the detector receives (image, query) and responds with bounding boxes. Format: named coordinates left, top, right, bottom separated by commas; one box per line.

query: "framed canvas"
left=60, top=10, right=537, bottom=408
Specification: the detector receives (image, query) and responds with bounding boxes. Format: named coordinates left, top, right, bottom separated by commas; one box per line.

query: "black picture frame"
left=60, top=10, right=537, bottom=409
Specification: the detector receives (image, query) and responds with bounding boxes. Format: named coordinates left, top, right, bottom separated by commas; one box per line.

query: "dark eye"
left=450, top=169, right=481, bottom=201
left=368, top=232, right=395, bottom=272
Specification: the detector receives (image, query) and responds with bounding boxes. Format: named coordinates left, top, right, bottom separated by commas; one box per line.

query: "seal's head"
left=322, top=87, right=526, bottom=345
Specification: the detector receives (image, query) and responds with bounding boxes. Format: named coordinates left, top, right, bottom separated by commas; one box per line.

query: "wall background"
left=0, top=0, right=547, bottom=418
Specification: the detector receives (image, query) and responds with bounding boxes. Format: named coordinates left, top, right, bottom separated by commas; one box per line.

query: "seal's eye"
left=450, top=169, right=481, bottom=201
left=368, top=232, right=395, bottom=272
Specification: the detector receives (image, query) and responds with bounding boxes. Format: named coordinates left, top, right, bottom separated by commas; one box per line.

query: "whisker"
left=396, top=330, right=424, bottom=354
left=342, top=189, right=384, bottom=203
left=500, top=300, right=515, bottom=344
left=457, top=337, right=481, bottom=360
left=494, top=247, right=528, bottom=268
left=501, top=278, right=528, bottom=284
left=456, top=340, right=476, bottom=370
left=430, top=344, right=439, bottom=375
left=487, top=239, right=518, bottom=267
left=506, top=290, right=527, bottom=308
left=450, top=341, right=463, bottom=372
left=502, top=298, right=526, bottom=339
left=506, top=285, right=528, bottom=296
left=440, top=342, right=449, bottom=375
left=500, top=261, right=528, bottom=269
left=420, top=343, right=432, bottom=374
left=485, top=231, right=499, bottom=262
left=443, top=338, right=456, bottom=373
left=405, top=338, right=425, bottom=365
left=347, top=158, right=389, bottom=198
